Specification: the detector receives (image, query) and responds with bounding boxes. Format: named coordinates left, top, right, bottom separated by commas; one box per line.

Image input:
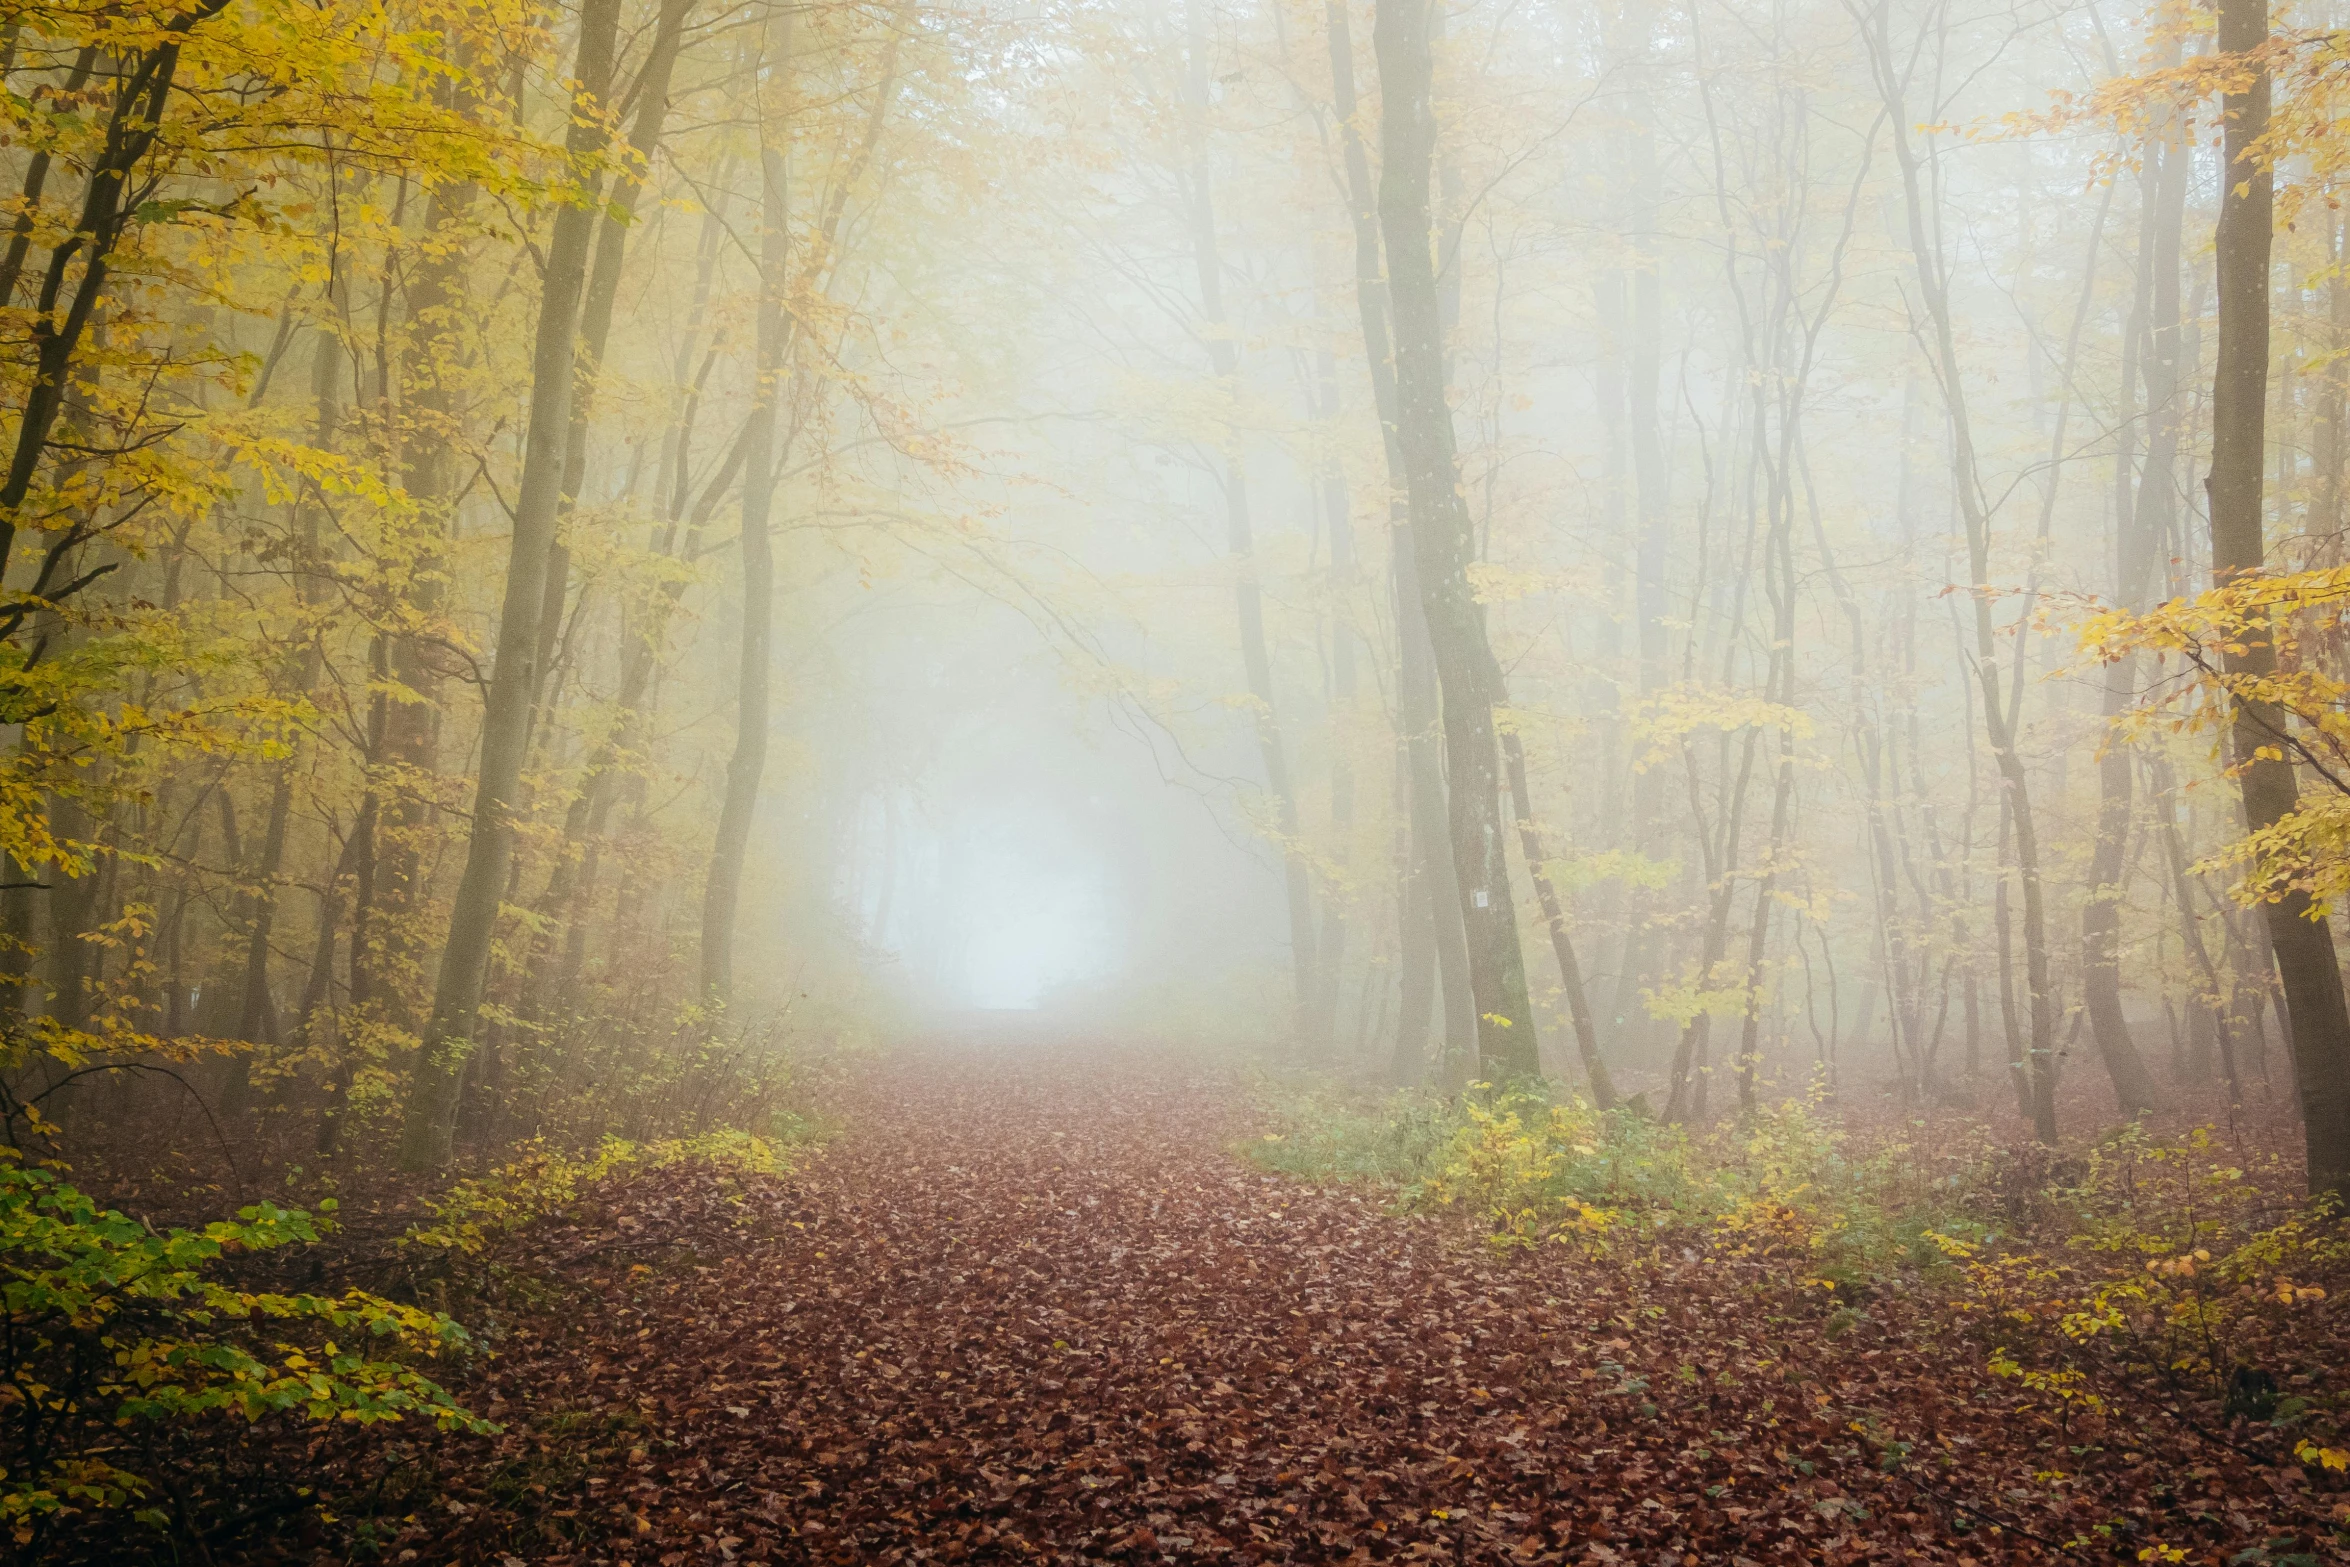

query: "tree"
left=2205, top=0, right=2350, bottom=1201
left=1858, top=0, right=2060, bottom=1142
left=401, top=0, right=628, bottom=1169
left=1320, top=0, right=1474, bottom=1084
left=701, top=11, right=791, bottom=1005
left=1371, top=0, right=1537, bottom=1082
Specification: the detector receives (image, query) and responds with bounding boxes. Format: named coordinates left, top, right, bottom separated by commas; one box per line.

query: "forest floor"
left=180, top=1049, right=2342, bottom=1566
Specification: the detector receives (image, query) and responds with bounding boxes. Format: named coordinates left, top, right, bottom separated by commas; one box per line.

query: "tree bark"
left=527, top=0, right=696, bottom=750
left=544, top=197, right=735, bottom=1001
left=1500, top=729, right=1615, bottom=1106
left=2208, top=0, right=2350, bottom=1203
left=1324, top=0, right=1471, bottom=1084
left=517, top=0, right=695, bottom=1012
left=399, top=0, right=625, bottom=1168
left=1371, top=0, right=1538, bottom=1082
left=700, top=21, right=792, bottom=1006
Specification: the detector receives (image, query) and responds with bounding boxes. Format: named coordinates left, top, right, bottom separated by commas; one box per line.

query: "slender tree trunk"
left=44, top=794, right=96, bottom=1032
left=399, top=0, right=624, bottom=1168
left=1864, top=0, right=2056, bottom=1140
left=1314, top=348, right=1356, bottom=1057
left=1372, top=0, right=1537, bottom=1081
left=366, top=80, right=489, bottom=1034
left=2152, top=757, right=2244, bottom=1103
left=2209, top=0, right=2350, bottom=1202
left=223, top=313, right=344, bottom=1119
left=1181, top=0, right=1317, bottom=1043
left=1501, top=730, right=1615, bottom=1106
left=550, top=212, right=740, bottom=1000
left=1734, top=674, right=1796, bottom=1117
left=2084, top=73, right=2185, bottom=1117
left=527, top=0, right=694, bottom=738
left=701, top=0, right=908, bottom=1000
left=1390, top=792, right=1436, bottom=1084
left=700, top=21, right=792, bottom=1005
left=1665, top=719, right=1760, bottom=1121
left=518, top=0, right=694, bottom=1014
left=301, top=822, right=362, bottom=1154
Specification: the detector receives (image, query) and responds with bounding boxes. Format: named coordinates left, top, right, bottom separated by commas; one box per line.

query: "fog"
left=25, top=2, right=2350, bottom=1554
left=7, top=0, right=2348, bottom=1165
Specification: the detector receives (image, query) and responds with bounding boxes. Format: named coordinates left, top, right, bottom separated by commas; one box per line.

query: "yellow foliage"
left=2296, top=1439, right=2350, bottom=1472
left=2072, top=567, right=2350, bottom=914
left=402, top=1131, right=785, bottom=1257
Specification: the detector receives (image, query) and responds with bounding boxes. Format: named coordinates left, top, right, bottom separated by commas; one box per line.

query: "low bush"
left=3, top=1112, right=809, bottom=1556
left=0, top=1152, right=489, bottom=1552
left=1248, top=1074, right=1980, bottom=1273
left=400, top=1128, right=789, bottom=1260
left=1245, top=1078, right=2349, bottom=1476
left=1932, top=1124, right=2349, bottom=1469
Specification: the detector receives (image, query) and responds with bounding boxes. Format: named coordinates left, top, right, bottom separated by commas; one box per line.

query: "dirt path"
left=417, top=1055, right=2322, bottom=1566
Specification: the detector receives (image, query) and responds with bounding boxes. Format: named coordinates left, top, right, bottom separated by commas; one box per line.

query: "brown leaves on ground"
left=224, top=1056, right=2343, bottom=1564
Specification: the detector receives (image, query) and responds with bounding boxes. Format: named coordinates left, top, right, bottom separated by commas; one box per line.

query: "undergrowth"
left=4, top=1123, right=810, bottom=1556
left=0, top=1151, right=489, bottom=1553
left=1246, top=1075, right=2350, bottom=1489
left=400, top=1128, right=791, bottom=1259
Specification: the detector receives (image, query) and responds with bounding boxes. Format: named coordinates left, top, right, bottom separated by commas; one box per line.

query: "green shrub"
left=1245, top=1075, right=1968, bottom=1271
left=0, top=1153, right=490, bottom=1549
left=1243, top=1077, right=1467, bottom=1185
left=1248, top=1077, right=2349, bottom=1468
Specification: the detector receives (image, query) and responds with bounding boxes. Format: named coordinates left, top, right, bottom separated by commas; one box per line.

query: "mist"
left=7, top=0, right=2350, bottom=1558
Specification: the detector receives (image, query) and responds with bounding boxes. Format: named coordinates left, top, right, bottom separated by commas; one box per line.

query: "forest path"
left=560, top=1053, right=1601, bottom=1563
left=448, top=1051, right=2263, bottom=1565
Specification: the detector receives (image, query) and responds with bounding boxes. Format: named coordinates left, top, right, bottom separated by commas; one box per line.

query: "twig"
left=20, top=1060, right=245, bottom=1197
left=1906, top=1476, right=2083, bottom=1557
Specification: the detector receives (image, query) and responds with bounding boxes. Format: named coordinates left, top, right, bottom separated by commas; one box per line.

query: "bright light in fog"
left=958, top=833, right=1112, bottom=1010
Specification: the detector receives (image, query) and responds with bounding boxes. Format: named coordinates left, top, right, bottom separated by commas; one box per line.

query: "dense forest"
left=3, top=0, right=2350, bottom=1559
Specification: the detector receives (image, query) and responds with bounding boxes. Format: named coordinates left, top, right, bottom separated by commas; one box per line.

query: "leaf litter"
left=166, top=1056, right=2347, bottom=1563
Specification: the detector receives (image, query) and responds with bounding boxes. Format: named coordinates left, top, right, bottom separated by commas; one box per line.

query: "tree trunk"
left=1371, top=0, right=1537, bottom=1082
left=2209, top=0, right=2350, bottom=1203
left=2084, top=72, right=2187, bottom=1118
left=223, top=315, right=343, bottom=1120
left=699, top=22, right=791, bottom=1006
left=517, top=0, right=694, bottom=1013
left=527, top=0, right=695, bottom=746
left=701, top=3, right=909, bottom=1001
left=399, top=0, right=624, bottom=1169
left=45, top=793, right=97, bottom=1033
left=1500, top=729, right=1615, bottom=1106
left=1666, top=726, right=1760, bottom=1122
left=1863, top=0, right=2056, bottom=1140
left=1180, top=0, right=1317, bottom=1044
left=2153, top=757, right=2244, bottom=1103
left=366, top=71, right=490, bottom=1033
left=1326, top=0, right=1471, bottom=1084
left=1400, top=541, right=1477, bottom=1087
left=1313, top=347, right=1356, bottom=1058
